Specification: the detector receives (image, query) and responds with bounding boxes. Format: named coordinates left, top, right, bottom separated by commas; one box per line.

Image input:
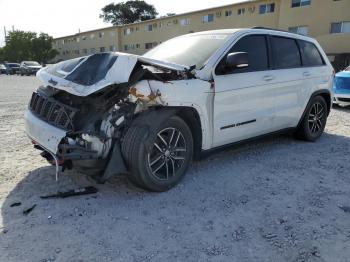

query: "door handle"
left=303, top=71, right=311, bottom=77
left=263, top=75, right=275, bottom=81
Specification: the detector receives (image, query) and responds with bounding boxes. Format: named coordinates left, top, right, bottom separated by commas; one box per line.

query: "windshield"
left=8, top=64, right=19, bottom=67
left=25, top=61, right=40, bottom=66
left=142, top=33, right=231, bottom=69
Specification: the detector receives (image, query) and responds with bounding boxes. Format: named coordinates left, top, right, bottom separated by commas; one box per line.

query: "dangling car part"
left=25, top=28, right=333, bottom=192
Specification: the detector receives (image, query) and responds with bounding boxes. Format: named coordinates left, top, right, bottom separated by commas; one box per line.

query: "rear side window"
left=216, top=35, right=268, bottom=75
left=271, top=36, right=301, bottom=69
left=298, top=40, right=324, bottom=67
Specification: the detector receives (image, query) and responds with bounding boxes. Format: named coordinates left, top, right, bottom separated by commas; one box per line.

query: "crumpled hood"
left=37, top=52, right=190, bottom=97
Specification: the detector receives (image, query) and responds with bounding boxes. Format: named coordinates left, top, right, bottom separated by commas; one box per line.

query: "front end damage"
left=24, top=52, right=198, bottom=181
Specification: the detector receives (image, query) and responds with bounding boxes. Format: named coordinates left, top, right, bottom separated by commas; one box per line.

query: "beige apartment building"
left=53, top=0, right=350, bottom=70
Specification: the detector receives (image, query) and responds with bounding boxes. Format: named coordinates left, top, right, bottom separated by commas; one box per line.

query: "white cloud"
left=0, top=0, right=243, bottom=47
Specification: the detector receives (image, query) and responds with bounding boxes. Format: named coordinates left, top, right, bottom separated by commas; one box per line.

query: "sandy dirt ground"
left=0, top=75, right=350, bottom=262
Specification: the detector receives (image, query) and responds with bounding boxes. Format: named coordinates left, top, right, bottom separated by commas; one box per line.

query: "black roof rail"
left=251, top=27, right=292, bottom=34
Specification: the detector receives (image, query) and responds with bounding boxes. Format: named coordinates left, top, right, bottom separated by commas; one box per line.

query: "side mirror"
left=225, top=52, right=249, bottom=69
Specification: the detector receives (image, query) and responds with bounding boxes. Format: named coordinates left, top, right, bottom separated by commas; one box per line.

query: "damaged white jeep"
left=25, top=28, right=333, bottom=191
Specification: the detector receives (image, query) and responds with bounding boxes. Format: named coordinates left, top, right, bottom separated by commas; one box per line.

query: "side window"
left=271, top=36, right=301, bottom=69
left=216, top=35, right=268, bottom=75
left=298, top=40, right=324, bottom=67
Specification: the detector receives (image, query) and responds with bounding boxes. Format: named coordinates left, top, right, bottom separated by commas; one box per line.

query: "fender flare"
left=296, top=89, right=332, bottom=129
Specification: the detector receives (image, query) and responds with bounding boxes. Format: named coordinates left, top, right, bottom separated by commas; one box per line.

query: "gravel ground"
left=1, top=75, right=350, bottom=262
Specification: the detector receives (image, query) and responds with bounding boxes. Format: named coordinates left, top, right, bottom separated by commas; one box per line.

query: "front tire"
left=295, top=96, right=328, bottom=142
left=122, top=115, right=193, bottom=192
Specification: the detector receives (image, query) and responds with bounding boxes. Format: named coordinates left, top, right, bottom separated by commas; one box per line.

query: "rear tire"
left=122, top=115, right=193, bottom=192
left=295, top=96, right=328, bottom=142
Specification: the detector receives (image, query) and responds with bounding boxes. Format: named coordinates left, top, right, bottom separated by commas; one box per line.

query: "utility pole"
left=3, top=26, right=7, bottom=48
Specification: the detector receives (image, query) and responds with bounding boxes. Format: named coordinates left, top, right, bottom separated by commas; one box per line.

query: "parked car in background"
left=20, top=61, right=42, bottom=76
left=5, top=63, right=21, bottom=75
left=0, top=64, right=6, bottom=74
left=25, top=28, right=334, bottom=191
left=333, top=66, right=350, bottom=106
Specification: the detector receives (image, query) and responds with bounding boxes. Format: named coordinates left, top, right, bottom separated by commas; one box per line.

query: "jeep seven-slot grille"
left=29, top=92, right=78, bottom=131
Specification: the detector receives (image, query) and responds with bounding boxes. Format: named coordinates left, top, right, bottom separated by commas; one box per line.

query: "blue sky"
left=0, top=0, right=243, bottom=46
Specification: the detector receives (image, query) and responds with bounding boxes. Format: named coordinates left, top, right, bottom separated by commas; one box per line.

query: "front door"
left=212, top=34, right=277, bottom=147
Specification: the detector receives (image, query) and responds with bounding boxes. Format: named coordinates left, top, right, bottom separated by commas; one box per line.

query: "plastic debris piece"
left=10, top=202, right=21, bottom=207
left=23, top=204, right=36, bottom=215
left=338, top=205, right=350, bottom=213
left=40, top=186, right=98, bottom=199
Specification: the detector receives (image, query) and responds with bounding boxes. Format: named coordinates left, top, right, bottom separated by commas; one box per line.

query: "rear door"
left=269, top=36, right=305, bottom=129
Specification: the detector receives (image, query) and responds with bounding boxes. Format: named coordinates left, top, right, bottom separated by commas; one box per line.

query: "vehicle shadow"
left=1, top=132, right=350, bottom=261
left=332, top=104, right=350, bottom=113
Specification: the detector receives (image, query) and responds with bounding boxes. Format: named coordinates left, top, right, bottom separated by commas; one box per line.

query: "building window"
left=100, top=47, right=105, bottom=52
left=202, top=14, right=214, bottom=23
left=237, top=8, right=245, bottom=15
left=99, top=32, right=104, bottom=38
left=124, top=44, right=136, bottom=51
left=225, top=10, right=232, bottom=17
left=136, top=44, right=140, bottom=48
left=90, top=34, right=95, bottom=39
left=145, top=43, right=152, bottom=49
left=76, top=37, right=80, bottom=42
left=330, top=21, right=350, bottom=34
left=109, top=45, right=116, bottom=51
left=124, top=28, right=133, bottom=35
left=289, top=26, right=309, bottom=35
left=145, top=24, right=153, bottom=32
left=82, top=36, right=87, bottom=40
left=291, top=0, right=311, bottom=8
left=259, top=3, right=275, bottom=14
left=180, top=18, right=190, bottom=26
left=145, top=42, right=157, bottom=50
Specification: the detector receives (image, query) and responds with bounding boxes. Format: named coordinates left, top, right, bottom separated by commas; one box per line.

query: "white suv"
left=25, top=28, right=334, bottom=191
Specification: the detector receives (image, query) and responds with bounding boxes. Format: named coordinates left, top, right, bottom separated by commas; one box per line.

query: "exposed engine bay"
left=26, top=52, right=201, bottom=181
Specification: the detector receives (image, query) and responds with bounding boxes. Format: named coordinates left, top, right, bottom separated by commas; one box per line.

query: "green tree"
left=3, top=30, right=36, bottom=62
left=0, top=47, right=5, bottom=62
left=100, top=0, right=158, bottom=25
left=31, top=33, right=59, bottom=63
left=1, top=30, right=58, bottom=63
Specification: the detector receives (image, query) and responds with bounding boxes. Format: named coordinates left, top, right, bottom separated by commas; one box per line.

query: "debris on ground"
left=10, top=202, right=21, bottom=207
left=23, top=204, right=36, bottom=215
left=40, top=186, right=98, bottom=199
left=338, top=205, right=350, bottom=213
